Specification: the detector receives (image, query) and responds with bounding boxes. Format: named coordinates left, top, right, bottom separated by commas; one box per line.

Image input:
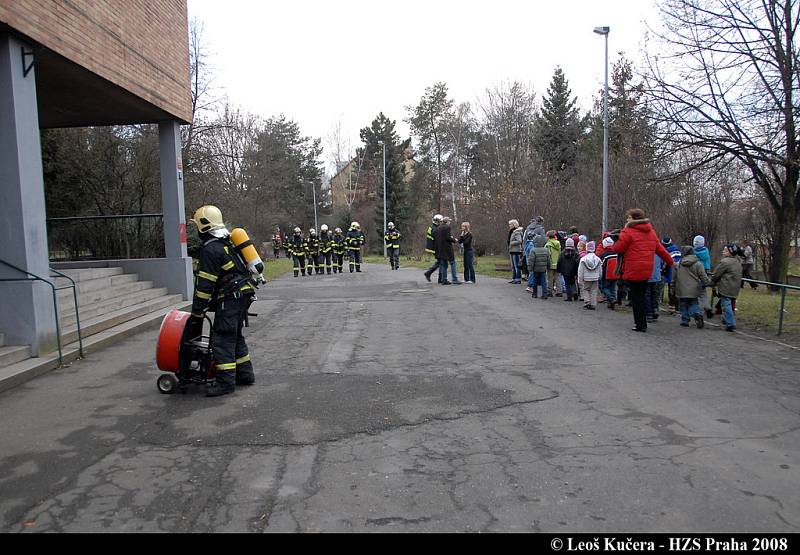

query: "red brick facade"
left=0, top=0, right=191, bottom=122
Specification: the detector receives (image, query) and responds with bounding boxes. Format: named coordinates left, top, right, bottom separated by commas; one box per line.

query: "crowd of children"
left=510, top=217, right=746, bottom=332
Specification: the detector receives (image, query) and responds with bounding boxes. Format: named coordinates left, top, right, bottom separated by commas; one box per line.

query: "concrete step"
left=0, top=345, right=31, bottom=367
left=60, top=293, right=185, bottom=345
left=58, top=279, right=152, bottom=311
left=59, top=286, right=168, bottom=328
left=53, top=267, right=124, bottom=284
left=56, top=273, right=138, bottom=300
left=0, top=300, right=192, bottom=394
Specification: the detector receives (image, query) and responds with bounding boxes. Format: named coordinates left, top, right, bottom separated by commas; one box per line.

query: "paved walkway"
left=1, top=263, right=799, bottom=532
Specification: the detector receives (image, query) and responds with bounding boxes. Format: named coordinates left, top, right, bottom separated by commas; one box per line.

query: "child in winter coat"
left=578, top=241, right=602, bottom=309
left=661, top=237, right=682, bottom=312
left=527, top=235, right=550, bottom=299
left=710, top=244, right=743, bottom=332
left=600, top=236, right=620, bottom=309
left=558, top=238, right=581, bottom=302
left=545, top=230, right=562, bottom=297
left=646, top=254, right=665, bottom=321
left=674, top=245, right=711, bottom=328
left=693, top=235, right=714, bottom=318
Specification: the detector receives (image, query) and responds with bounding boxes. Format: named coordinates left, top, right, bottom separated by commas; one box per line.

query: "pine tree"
left=534, top=67, right=582, bottom=175
left=359, top=114, right=414, bottom=250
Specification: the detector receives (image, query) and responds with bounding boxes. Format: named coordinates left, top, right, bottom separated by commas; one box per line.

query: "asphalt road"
left=1, top=263, right=799, bottom=533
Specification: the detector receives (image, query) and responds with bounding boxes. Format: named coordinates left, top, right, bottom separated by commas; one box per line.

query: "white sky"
left=187, top=0, right=661, bottom=171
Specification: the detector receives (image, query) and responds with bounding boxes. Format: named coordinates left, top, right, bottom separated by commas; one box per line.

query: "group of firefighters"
left=272, top=222, right=402, bottom=275
left=185, top=205, right=404, bottom=397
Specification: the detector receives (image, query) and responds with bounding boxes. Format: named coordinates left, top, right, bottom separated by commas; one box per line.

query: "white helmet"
left=191, top=205, right=225, bottom=233
left=351, top=221, right=360, bottom=230
left=320, top=224, right=329, bottom=232
left=293, top=227, right=301, bottom=234
left=334, top=227, right=342, bottom=234
left=387, top=222, right=395, bottom=229
left=309, top=228, right=317, bottom=235
left=433, top=214, right=443, bottom=224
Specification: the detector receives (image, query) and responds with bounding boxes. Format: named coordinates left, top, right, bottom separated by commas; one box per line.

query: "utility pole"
left=594, top=26, right=610, bottom=233
left=311, top=180, right=318, bottom=231
left=378, top=140, right=387, bottom=258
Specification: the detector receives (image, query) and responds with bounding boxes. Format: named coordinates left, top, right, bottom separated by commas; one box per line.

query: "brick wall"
left=0, top=0, right=192, bottom=122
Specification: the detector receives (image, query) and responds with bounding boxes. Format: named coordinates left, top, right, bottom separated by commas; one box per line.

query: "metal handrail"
left=0, top=259, right=84, bottom=364
left=46, top=213, right=163, bottom=222
left=48, top=267, right=84, bottom=357
left=741, top=278, right=800, bottom=335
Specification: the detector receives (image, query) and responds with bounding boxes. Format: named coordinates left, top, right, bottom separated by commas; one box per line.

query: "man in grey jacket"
left=740, top=240, right=758, bottom=289
left=525, top=216, right=545, bottom=241
left=710, top=244, right=743, bottom=332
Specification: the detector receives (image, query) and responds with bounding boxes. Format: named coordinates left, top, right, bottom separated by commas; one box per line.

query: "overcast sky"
left=187, top=0, right=661, bottom=171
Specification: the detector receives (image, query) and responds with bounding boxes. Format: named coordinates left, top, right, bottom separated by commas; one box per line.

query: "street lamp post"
left=378, top=140, right=387, bottom=258
left=310, top=180, right=318, bottom=231
left=594, top=25, right=610, bottom=234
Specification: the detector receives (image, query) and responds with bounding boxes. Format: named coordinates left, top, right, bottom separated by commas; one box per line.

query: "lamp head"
left=593, top=26, right=610, bottom=35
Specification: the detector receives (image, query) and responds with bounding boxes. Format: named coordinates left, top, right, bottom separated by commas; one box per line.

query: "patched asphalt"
left=0, top=263, right=798, bottom=532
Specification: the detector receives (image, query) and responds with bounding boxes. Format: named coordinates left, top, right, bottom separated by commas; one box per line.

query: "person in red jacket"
left=609, top=208, right=674, bottom=332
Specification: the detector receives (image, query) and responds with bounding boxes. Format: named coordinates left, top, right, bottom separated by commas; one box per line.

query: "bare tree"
left=646, top=0, right=800, bottom=283
left=183, top=18, right=216, bottom=170
left=444, top=102, right=476, bottom=222
left=473, top=81, right=537, bottom=195
left=407, top=82, right=455, bottom=213
left=325, top=120, right=366, bottom=212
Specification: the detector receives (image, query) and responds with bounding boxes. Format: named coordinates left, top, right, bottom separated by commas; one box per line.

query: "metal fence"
left=741, top=278, right=800, bottom=335
left=47, top=214, right=165, bottom=262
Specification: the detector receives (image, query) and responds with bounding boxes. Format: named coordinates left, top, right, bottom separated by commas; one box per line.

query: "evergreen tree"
left=533, top=67, right=582, bottom=175
left=580, top=54, right=661, bottom=229
left=358, top=113, right=414, bottom=250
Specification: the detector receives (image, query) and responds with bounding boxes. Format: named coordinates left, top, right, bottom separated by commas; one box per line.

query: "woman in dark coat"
left=609, top=208, right=674, bottom=332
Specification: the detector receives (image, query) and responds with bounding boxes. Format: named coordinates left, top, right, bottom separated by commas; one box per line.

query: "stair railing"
left=0, top=258, right=84, bottom=365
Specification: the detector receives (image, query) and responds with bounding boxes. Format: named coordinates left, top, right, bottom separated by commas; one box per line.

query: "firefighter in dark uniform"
left=305, top=228, right=320, bottom=275
left=332, top=227, right=346, bottom=273
left=384, top=222, right=401, bottom=270
left=188, top=205, right=257, bottom=397
left=346, top=221, right=365, bottom=272
left=319, top=224, right=334, bottom=275
left=423, top=214, right=443, bottom=282
left=271, top=228, right=283, bottom=259
left=287, top=227, right=306, bottom=277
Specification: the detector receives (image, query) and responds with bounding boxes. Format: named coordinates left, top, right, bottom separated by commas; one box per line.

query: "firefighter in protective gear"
left=423, top=214, right=443, bottom=282
left=384, top=222, right=401, bottom=270
left=319, top=224, right=334, bottom=275
left=287, top=227, right=306, bottom=277
left=189, top=205, right=257, bottom=397
left=332, top=227, right=346, bottom=273
left=304, top=228, right=320, bottom=275
left=346, top=222, right=365, bottom=272
left=271, top=228, right=283, bottom=259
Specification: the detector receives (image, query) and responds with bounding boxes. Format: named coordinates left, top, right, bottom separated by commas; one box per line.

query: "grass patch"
left=262, top=257, right=294, bottom=281
left=732, top=284, right=800, bottom=333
